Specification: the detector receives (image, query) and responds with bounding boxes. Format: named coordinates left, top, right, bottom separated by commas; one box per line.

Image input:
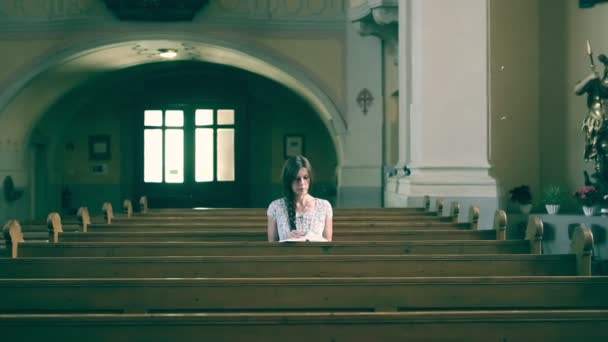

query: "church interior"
left=1, top=0, right=608, bottom=340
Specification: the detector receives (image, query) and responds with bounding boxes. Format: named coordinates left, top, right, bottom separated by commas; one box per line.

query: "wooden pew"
left=139, top=195, right=148, bottom=213
left=126, top=196, right=438, bottom=218
left=5, top=208, right=542, bottom=257
left=13, top=240, right=533, bottom=258
left=0, top=254, right=583, bottom=278
left=1, top=276, right=607, bottom=314
left=112, top=214, right=450, bottom=223
left=52, top=206, right=486, bottom=242
left=2, top=213, right=586, bottom=277
left=86, top=221, right=472, bottom=231
left=1, top=207, right=602, bottom=341
left=1, top=311, right=607, bottom=341
left=54, top=229, right=498, bottom=242
left=143, top=207, right=427, bottom=216
left=123, top=199, right=133, bottom=218
left=102, top=202, right=114, bottom=224
left=104, top=203, right=467, bottom=227
left=14, top=203, right=472, bottom=234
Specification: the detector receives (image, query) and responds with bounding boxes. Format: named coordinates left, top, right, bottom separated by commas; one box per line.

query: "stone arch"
left=0, top=33, right=346, bottom=167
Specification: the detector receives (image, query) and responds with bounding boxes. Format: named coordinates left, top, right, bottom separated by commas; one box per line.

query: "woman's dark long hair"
left=281, top=156, right=314, bottom=231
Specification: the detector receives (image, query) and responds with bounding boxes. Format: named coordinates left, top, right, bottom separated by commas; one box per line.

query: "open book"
left=279, top=234, right=328, bottom=242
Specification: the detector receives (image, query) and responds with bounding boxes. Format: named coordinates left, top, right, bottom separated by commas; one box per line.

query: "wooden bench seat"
left=144, top=207, right=426, bottom=216
left=53, top=229, right=497, bottom=243
left=113, top=214, right=446, bottom=222
left=12, top=240, right=533, bottom=257
left=14, top=221, right=472, bottom=235
left=1, top=310, right=607, bottom=341
left=86, top=221, right=472, bottom=231
left=3, top=232, right=48, bottom=241
left=1, top=276, right=607, bottom=314
left=20, top=224, right=79, bottom=233
left=0, top=254, right=581, bottom=278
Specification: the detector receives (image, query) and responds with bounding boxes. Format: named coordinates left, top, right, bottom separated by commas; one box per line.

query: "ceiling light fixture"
left=158, top=48, right=178, bottom=59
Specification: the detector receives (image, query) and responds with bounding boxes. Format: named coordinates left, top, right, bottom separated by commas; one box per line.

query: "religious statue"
left=574, top=41, right=608, bottom=190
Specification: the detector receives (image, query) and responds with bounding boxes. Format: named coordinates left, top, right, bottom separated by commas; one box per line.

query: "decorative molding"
left=350, top=0, right=397, bottom=62
left=372, top=6, right=398, bottom=25
left=0, top=0, right=346, bottom=30
left=579, top=0, right=608, bottom=8
left=213, top=0, right=346, bottom=18
left=131, top=42, right=201, bottom=60
left=102, top=0, right=209, bottom=21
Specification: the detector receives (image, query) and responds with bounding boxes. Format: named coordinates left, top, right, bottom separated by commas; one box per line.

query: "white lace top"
left=267, top=197, right=333, bottom=241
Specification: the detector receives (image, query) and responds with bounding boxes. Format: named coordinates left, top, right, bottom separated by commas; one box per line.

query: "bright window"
left=144, top=108, right=236, bottom=183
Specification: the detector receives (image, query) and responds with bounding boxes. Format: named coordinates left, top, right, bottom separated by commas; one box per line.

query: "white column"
left=396, top=0, right=410, bottom=172
left=384, top=0, right=410, bottom=207
left=397, top=0, right=497, bottom=223
left=338, top=22, right=384, bottom=208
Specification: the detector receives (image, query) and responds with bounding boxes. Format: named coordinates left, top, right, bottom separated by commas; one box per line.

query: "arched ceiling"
left=0, top=37, right=346, bottom=165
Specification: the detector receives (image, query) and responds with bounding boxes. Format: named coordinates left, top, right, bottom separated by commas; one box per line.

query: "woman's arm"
left=322, top=202, right=333, bottom=242
left=267, top=215, right=278, bottom=242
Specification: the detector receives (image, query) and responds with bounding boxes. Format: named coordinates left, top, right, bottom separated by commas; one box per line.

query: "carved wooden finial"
left=493, top=210, right=507, bottom=240
left=450, top=202, right=460, bottom=223
left=3, top=219, right=24, bottom=258
left=139, top=196, right=148, bottom=214
left=525, top=216, right=544, bottom=255
left=570, top=224, right=594, bottom=276
left=46, top=212, right=63, bottom=243
left=422, top=195, right=430, bottom=212
left=123, top=199, right=133, bottom=218
left=102, top=202, right=114, bottom=224
left=468, top=206, right=480, bottom=230
left=77, top=206, right=91, bottom=232
left=435, top=198, right=444, bottom=217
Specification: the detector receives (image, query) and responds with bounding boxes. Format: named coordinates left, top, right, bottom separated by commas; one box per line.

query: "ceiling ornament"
left=102, top=0, right=209, bottom=21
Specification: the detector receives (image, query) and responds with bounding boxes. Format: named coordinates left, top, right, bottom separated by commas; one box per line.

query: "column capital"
left=350, top=0, right=398, bottom=54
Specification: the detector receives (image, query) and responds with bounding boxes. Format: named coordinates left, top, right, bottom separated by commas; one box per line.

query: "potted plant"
left=542, top=185, right=563, bottom=214
left=509, top=185, right=532, bottom=214
left=574, top=185, right=601, bottom=216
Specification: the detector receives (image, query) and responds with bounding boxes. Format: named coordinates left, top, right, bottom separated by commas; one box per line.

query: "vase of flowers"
left=574, top=186, right=601, bottom=216
left=509, top=185, right=532, bottom=214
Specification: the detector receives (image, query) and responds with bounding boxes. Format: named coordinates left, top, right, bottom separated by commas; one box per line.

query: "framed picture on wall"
left=88, top=134, right=111, bottom=161
left=284, top=135, right=304, bottom=158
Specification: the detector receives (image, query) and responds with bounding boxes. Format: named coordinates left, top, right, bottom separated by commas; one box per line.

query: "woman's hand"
left=287, top=230, right=305, bottom=239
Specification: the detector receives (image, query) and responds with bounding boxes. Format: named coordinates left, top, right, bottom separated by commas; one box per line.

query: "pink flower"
left=574, top=186, right=601, bottom=206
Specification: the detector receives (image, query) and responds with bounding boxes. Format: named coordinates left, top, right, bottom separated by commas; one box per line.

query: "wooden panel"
left=0, top=255, right=576, bottom=278
left=85, top=222, right=469, bottom=231
left=1, top=277, right=607, bottom=313
left=1, top=311, right=608, bottom=341
left=16, top=240, right=531, bottom=257
left=55, top=230, right=497, bottom=242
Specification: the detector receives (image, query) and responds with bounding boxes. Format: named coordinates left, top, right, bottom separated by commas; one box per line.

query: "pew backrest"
left=570, top=224, right=594, bottom=276
left=494, top=210, right=507, bottom=240
left=46, top=212, right=63, bottom=243
left=123, top=199, right=133, bottom=218
left=525, top=216, right=543, bottom=254
left=77, top=207, right=91, bottom=232
left=139, top=196, right=148, bottom=213
left=2, top=219, right=23, bottom=258
left=102, top=202, right=114, bottom=224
